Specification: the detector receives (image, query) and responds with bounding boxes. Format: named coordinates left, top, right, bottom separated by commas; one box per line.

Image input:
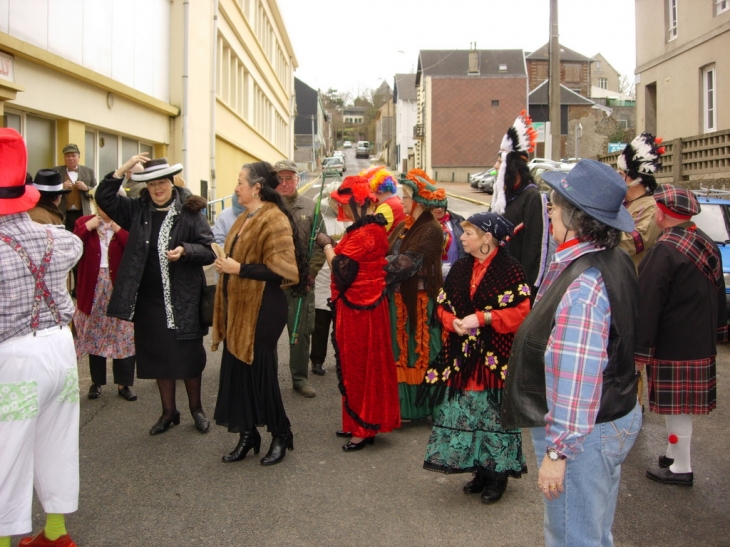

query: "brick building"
left=526, top=43, right=592, bottom=98
left=414, top=49, right=527, bottom=182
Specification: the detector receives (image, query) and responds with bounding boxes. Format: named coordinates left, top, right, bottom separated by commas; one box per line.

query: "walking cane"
left=290, top=170, right=330, bottom=344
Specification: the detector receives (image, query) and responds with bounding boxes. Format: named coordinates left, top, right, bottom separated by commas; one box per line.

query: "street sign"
left=608, top=142, right=627, bottom=153
left=533, top=122, right=546, bottom=143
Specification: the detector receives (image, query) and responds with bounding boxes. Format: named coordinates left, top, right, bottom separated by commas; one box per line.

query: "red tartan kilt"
left=646, top=357, right=717, bottom=414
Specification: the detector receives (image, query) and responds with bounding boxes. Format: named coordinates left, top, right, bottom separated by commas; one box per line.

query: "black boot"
left=222, top=429, right=261, bottom=463
left=463, top=470, right=489, bottom=494
left=260, top=430, right=294, bottom=466
left=481, top=475, right=509, bottom=504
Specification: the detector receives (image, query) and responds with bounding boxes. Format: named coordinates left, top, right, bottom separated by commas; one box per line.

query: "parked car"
left=477, top=169, right=497, bottom=194
left=527, top=157, right=562, bottom=170
left=355, top=144, right=369, bottom=159
left=343, top=141, right=352, bottom=148
left=322, top=156, right=345, bottom=175
left=692, top=189, right=730, bottom=314
left=469, top=170, right=490, bottom=189
left=332, top=151, right=346, bottom=170
left=530, top=164, right=572, bottom=192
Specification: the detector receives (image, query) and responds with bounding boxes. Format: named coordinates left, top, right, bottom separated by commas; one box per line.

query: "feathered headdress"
left=401, top=169, right=447, bottom=208
left=492, top=110, right=538, bottom=215
left=617, top=133, right=665, bottom=175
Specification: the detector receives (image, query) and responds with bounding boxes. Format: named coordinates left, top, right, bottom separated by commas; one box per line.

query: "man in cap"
left=0, top=129, right=83, bottom=547
left=637, top=185, right=727, bottom=487
left=54, top=144, right=97, bottom=233
left=503, top=159, right=642, bottom=546
left=28, top=170, right=70, bottom=226
left=273, top=160, right=327, bottom=397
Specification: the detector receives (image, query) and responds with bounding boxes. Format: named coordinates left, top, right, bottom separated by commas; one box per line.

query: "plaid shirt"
left=0, top=213, right=82, bottom=343
left=535, top=240, right=610, bottom=459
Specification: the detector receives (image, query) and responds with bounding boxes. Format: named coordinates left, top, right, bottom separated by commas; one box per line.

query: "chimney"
left=468, top=43, right=479, bottom=75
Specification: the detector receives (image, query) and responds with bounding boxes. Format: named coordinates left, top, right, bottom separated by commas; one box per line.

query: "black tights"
left=157, top=374, right=204, bottom=419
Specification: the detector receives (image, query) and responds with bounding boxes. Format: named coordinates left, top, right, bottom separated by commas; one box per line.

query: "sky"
left=276, top=0, right=636, bottom=98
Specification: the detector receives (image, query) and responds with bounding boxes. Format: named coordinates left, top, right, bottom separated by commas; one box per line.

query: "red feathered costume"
left=330, top=217, right=401, bottom=438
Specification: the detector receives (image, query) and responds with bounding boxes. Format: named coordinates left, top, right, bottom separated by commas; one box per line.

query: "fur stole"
left=211, top=202, right=299, bottom=363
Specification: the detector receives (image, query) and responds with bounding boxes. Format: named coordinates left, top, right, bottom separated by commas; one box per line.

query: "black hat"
left=33, top=169, right=70, bottom=196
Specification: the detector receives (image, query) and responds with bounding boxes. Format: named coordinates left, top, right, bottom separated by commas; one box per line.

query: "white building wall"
left=396, top=98, right=417, bottom=168
left=0, top=0, right=170, bottom=101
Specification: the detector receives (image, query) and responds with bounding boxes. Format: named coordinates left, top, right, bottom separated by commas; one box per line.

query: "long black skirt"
left=134, top=295, right=206, bottom=380
left=214, top=282, right=290, bottom=436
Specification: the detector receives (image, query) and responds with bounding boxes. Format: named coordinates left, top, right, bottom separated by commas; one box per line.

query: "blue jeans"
left=530, top=403, right=642, bottom=547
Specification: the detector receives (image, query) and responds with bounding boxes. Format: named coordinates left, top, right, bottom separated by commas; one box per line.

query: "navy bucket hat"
left=541, top=159, right=635, bottom=233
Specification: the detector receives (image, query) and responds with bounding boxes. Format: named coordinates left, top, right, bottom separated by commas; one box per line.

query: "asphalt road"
left=19, top=151, right=730, bottom=546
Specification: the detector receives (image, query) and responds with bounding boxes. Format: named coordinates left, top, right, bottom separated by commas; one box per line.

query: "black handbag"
left=200, top=283, right=216, bottom=327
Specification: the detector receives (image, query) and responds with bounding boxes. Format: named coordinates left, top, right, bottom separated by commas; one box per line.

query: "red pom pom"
left=657, top=147, right=665, bottom=155
left=668, top=434, right=679, bottom=444
left=655, top=137, right=663, bottom=144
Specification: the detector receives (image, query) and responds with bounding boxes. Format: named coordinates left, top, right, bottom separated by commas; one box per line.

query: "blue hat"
left=541, top=159, right=634, bottom=233
left=466, top=212, right=514, bottom=241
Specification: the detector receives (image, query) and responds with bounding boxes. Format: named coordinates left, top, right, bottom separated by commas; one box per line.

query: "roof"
left=526, top=43, right=592, bottom=62
left=394, top=73, right=417, bottom=101
left=416, top=49, right=526, bottom=84
left=294, top=78, right=319, bottom=135
left=343, top=106, right=368, bottom=114
left=529, top=81, right=595, bottom=106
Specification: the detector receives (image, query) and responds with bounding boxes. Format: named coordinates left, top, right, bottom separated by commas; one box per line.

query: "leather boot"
left=481, top=475, right=509, bottom=504
left=260, top=430, right=294, bottom=466
left=463, top=470, right=489, bottom=494
left=222, top=429, right=261, bottom=462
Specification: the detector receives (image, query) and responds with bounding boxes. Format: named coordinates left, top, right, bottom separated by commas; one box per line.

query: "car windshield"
left=693, top=203, right=730, bottom=243
left=324, top=158, right=342, bottom=165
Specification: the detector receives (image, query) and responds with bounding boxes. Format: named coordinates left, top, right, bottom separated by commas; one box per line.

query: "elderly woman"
left=95, top=155, right=216, bottom=436
left=421, top=212, right=530, bottom=504
left=387, top=169, right=446, bottom=420
left=502, top=159, right=642, bottom=546
left=315, top=175, right=400, bottom=451
left=211, top=162, right=308, bottom=466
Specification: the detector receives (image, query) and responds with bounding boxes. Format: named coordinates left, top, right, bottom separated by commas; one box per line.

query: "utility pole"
left=311, top=114, right=315, bottom=170
left=548, top=0, right=561, bottom=161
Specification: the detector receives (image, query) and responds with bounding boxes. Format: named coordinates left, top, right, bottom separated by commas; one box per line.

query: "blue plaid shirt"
left=0, top=213, right=82, bottom=343
left=535, top=240, right=611, bottom=459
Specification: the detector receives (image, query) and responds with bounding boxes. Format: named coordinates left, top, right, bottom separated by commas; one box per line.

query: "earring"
left=479, top=243, right=491, bottom=256
left=253, top=192, right=259, bottom=199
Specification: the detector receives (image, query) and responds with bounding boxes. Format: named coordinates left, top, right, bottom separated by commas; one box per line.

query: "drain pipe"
left=209, top=0, right=219, bottom=210
left=182, top=0, right=189, bottom=180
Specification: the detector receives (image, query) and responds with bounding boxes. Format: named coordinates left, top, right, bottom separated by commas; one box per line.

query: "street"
left=22, top=152, right=730, bottom=547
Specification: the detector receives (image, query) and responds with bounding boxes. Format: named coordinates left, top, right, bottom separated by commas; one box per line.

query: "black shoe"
left=646, top=466, right=693, bottom=486
left=481, top=476, right=508, bottom=504
left=117, top=386, right=137, bottom=401
left=658, top=455, right=674, bottom=469
left=192, top=410, right=210, bottom=433
left=335, top=430, right=352, bottom=438
left=463, top=472, right=488, bottom=494
left=149, top=411, right=180, bottom=435
left=342, top=436, right=375, bottom=452
left=88, top=384, right=102, bottom=400
left=312, top=362, right=325, bottom=376
left=223, top=429, right=262, bottom=462
left=260, top=431, right=294, bottom=466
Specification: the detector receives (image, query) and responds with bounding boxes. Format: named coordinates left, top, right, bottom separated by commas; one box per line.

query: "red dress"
left=331, top=217, right=401, bottom=437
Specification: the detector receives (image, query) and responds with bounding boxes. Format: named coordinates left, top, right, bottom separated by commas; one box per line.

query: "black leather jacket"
left=95, top=175, right=215, bottom=339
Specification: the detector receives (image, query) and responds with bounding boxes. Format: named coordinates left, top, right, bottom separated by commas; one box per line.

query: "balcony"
left=413, top=124, right=425, bottom=140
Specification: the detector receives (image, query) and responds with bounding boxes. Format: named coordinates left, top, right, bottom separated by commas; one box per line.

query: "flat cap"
left=654, top=184, right=701, bottom=219
left=62, top=143, right=80, bottom=155
left=273, top=159, right=298, bottom=173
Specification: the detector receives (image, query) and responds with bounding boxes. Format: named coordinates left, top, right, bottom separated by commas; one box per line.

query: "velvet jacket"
left=73, top=214, right=128, bottom=316
left=211, top=202, right=299, bottom=364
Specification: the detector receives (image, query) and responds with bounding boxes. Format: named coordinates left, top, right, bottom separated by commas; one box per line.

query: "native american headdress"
left=617, top=132, right=665, bottom=176
left=492, top=110, right=538, bottom=215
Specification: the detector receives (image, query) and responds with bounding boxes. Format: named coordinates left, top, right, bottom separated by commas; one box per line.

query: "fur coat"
left=211, top=202, right=299, bottom=363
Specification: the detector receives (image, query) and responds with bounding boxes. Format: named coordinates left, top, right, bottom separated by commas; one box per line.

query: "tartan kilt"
left=646, top=357, right=716, bottom=414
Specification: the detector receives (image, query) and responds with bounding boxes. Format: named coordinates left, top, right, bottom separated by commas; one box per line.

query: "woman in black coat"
left=95, top=155, right=216, bottom=435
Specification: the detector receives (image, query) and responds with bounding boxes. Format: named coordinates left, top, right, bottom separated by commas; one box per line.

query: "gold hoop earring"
left=479, top=243, right=491, bottom=256
left=253, top=192, right=259, bottom=199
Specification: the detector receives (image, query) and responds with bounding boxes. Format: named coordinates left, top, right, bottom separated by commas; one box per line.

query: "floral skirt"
left=423, top=388, right=525, bottom=477
left=74, top=269, right=135, bottom=360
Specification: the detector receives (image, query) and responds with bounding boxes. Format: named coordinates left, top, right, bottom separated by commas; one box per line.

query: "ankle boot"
left=463, top=470, right=489, bottom=494
left=260, top=430, right=294, bottom=466
left=481, top=475, right=509, bottom=504
left=222, top=429, right=261, bottom=463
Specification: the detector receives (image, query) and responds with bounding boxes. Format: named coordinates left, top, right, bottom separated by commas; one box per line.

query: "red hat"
left=0, top=128, right=38, bottom=215
left=330, top=175, right=376, bottom=206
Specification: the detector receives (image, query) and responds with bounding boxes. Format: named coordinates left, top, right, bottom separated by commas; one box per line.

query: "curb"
left=446, top=191, right=490, bottom=208
left=298, top=175, right=321, bottom=194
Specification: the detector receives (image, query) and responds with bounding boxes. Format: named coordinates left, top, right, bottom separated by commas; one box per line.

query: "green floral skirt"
left=423, top=388, right=526, bottom=477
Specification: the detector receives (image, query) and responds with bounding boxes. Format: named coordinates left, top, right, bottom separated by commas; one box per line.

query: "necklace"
left=246, top=207, right=262, bottom=219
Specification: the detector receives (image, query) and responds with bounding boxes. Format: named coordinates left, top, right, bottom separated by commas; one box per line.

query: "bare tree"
left=618, top=74, right=636, bottom=100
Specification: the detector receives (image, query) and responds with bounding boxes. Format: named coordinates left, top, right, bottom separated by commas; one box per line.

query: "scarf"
left=418, top=248, right=530, bottom=407
left=157, top=207, right=179, bottom=329
left=658, top=224, right=723, bottom=289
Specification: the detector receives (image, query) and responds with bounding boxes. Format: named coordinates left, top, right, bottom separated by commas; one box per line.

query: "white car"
left=343, top=141, right=352, bottom=148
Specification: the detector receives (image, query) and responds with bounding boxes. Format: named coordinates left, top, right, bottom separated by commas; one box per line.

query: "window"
left=564, top=63, right=582, bottom=82
left=717, top=0, right=729, bottom=15
left=598, top=78, right=608, bottom=89
left=594, top=60, right=602, bottom=72
left=498, top=64, right=507, bottom=72
left=536, top=63, right=548, bottom=80
left=492, top=100, right=499, bottom=107
left=703, top=65, right=717, bottom=132
left=667, top=0, right=678, bottom=41
left=4, top=109, right=55, bottom=176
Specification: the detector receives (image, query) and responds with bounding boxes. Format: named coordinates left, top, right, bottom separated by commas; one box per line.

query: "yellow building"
left=0, top=0, right=297, bottom=209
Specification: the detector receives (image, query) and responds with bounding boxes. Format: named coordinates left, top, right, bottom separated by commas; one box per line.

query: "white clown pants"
left=0, top=326, right=79, bottom=537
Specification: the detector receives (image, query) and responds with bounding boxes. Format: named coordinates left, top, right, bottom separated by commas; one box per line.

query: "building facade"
left=590, top=53, right=621, bottom=93
left=293, top=77, right=326, bottom=168
left=394, top=73, right=417, bottom=173
left=526, top=43, right=592, bottom=98
left=414, top=49, right=527, bottom=182
left=0, top=0, right=297, bottom=210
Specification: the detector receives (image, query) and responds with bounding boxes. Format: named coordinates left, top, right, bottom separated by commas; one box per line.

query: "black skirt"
left=134, top=295, right=206, bottom=380
left=214, top=280, right=290, bottom=436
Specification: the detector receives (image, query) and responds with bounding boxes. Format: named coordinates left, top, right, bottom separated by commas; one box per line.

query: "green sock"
left=0, top=536, right=10, bottom=547
left=44, top=513, right=67, bottom=541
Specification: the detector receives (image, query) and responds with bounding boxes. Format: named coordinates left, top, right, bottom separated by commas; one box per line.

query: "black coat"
left=95, top=175, right=216, bottom=339
left=503, top=186, right=549, bottom=289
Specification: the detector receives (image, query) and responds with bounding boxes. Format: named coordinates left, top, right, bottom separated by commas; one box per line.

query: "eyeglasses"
left=280, top=175, right=297, bottom=183
left=546, top=202, right=557, bottom=215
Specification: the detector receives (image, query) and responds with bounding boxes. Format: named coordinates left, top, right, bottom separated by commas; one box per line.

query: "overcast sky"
left=276, top=0, right=636, bottom=98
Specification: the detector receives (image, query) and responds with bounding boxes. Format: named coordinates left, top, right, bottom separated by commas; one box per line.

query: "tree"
left=618, top=74, right=636, bottom=100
